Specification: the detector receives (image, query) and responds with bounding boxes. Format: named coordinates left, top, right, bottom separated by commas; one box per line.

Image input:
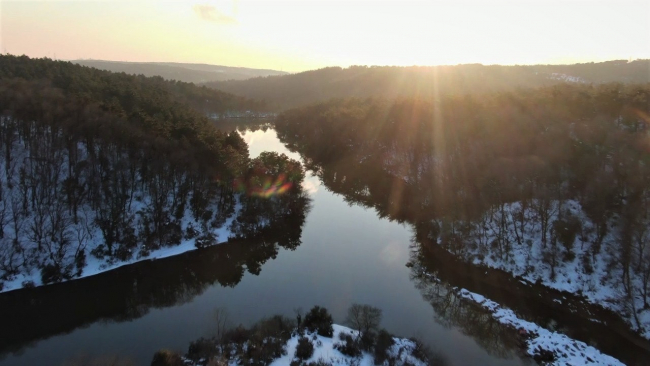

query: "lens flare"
left=234, top=173, right=293, bottom=198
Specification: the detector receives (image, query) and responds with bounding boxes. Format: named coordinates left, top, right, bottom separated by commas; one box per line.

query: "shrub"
left=553, top=213, right=582, bottom=254
left=187, top=337, right=218, bottom=361
left=359, top=331, right=376, bottom=351
left=303, top=306, right=333, bottom=337
left=41, top=263, right=66, bottom=284
left=334, top=333, right=361, bottom=357
left=185, top=223, right=199, bottom=239
left=581, top=253, right=594, bottom=275
left=244, top=315, right=295, bottom=365
left=373, top=329, right=394, bottom=365
left=150, top=350, right=184, bottom=366
left=245, top=335, right=286, bottom=366
left=256, top=315, right=296, bottom=340
left=223, top=325, right=251, bottom=345
left=409, top=338, right=435, bottom=364
left=295, top=337, right=314, bottom=360
left=195, top=232, right=218, bottom=248
left=74, top=250, right=86, bottom=277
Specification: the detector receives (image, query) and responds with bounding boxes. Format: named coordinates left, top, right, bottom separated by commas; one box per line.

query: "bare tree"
left=293, top=307, right=303, bottom=327
left=213, top=307, right=230, bottom=341
left=345, top=303, right=382, bottom=338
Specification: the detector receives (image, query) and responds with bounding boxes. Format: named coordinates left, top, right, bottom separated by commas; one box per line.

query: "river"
left=0, top=125, right=624, bottom=366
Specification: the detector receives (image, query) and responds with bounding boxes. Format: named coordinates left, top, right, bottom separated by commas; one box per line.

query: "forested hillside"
left=0, top=55, right=305, bottom=291
left=72, top=60, right=288, bottom=84
left=275, top=83, right=650, bottom=338
left=207, top=60, right=650, bottom=110
left=0, top=55, right=266, bottom=116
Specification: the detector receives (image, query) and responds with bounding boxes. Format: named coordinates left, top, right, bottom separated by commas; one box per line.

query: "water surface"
left=0, top=127, right=526, bottom=366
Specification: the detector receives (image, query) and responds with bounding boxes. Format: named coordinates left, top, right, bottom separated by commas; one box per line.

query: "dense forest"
left=275, top=83, right=650, bottom=338
left=0, top=55, right=304, bottom=291
left=0, top=55, right=266, bottom=116
left=206, top=60, right=650, bottom=110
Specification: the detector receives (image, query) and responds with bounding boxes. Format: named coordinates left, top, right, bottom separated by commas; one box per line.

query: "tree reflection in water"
left=0, top=156, right=311, bottom=358
left=276, top=128, right=650, bottom=365
left=408, top=248, right=530, bottom=362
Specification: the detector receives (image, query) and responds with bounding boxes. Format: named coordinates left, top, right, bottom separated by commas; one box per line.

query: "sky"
left=1, top=0, right=649, bottom=72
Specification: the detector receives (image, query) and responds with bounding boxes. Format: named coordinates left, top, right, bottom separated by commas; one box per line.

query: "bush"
left=195, top=232, right=218, bottom=248
left=359, top=331, right=376, bottom=351
left=187, top=337, right=218, bottom=361
left=303, top=306, right=333, bottom=337
left=223, top=325, right=251, bottom=345
left=409, top=338, right=435, bottom=365
left=373, top=329, right=394, bottom=365
left=74, top=250, right=86, bottom=277
left=581, top=253, right=594, bottom=275
left=553, top=213, right=582, bottom=253
left=256, top=315, right=296, bottom=339
left=334, top=333, right=361, bottom=357
left=295, top=337, right=314, bottom=360
left=150, top=350, right=184, bottom=366
left=40, top=263, right=69, bottom=284
left=243, top=315, right=295, bottom=365
left=185, top=223, right=199, bottom=239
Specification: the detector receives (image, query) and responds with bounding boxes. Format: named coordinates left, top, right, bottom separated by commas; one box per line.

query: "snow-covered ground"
left=182, top=324, right=428, bottom=366
left=427, top=199, right=650, bottom=340
left=457, top=288, right=625, bottom=366
left=0, top=125, right=248, bottom=294
left=0, top=201, right=240, bottom=293
left=269, top=325, right=427, bottom=366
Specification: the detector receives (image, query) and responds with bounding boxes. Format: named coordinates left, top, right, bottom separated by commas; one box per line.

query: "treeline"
left=0, top=55, right=303, bottom=289
left=206, top=60, right=650, bottom=110
left=72, top=60, right=288, bottom=84
left=0, top=55, right=266, bottom=116
left=275, top=82, right=650, bottom=327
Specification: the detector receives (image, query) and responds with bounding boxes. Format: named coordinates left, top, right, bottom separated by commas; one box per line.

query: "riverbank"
left=0, top=203, right=240, bottom=294
left=268, top=324, right=428, bottom=366
left=420, top=199, right=650, bottom=341
left=411, top=261, right=625, bottom=365
left=411, top=231, right=650, bottom=365
left=458, top=286, right=624, bottom=365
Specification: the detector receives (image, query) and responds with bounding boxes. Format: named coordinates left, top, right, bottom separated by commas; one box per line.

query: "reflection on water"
left=0, top=176, right=311, bottom=359
left=276, top=124, right=650, bottom=366
left=409, top=261, right=528, bottom=362
left=0, top=124, right=529, bottom=366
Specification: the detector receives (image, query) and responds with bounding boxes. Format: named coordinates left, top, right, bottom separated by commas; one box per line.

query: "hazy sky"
left=1, top=0, right=649, bottom=72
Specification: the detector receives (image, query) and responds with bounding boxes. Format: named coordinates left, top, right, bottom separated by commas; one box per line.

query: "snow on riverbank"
left=269, top=324, right=427, bottom=366
left=457, top=288, right=624, bottom=366
left=0, top=202, right=240, bottom=293
left=428, top=199, right=650, bottom=339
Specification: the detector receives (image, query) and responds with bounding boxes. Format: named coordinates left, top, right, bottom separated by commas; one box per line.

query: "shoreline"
left=413, top=234, right=650, bottom=365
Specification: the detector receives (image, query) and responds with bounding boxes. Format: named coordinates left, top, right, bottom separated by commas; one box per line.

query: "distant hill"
left=71, top=60, right=288, bottom=84
left=204, top=60, right=650, bottom=110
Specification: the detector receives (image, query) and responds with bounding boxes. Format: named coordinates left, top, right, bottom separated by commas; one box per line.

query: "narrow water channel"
left=0, top=126, right=528, bottom=366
